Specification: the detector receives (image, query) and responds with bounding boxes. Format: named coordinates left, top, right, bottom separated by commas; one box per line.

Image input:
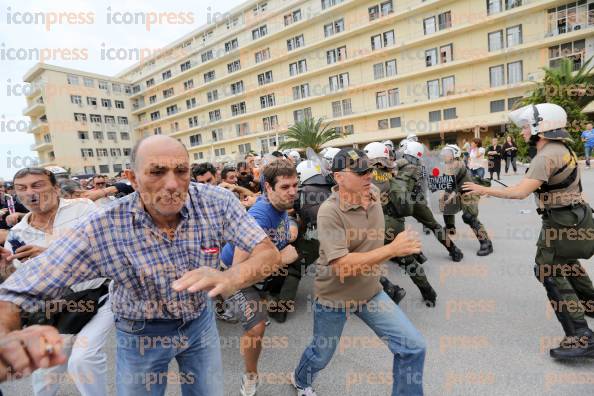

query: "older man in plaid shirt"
left=0, top=135, right=281, bottom=396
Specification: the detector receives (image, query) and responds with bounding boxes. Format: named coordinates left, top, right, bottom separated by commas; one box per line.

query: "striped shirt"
left=0, top=184, right=267, bottom=321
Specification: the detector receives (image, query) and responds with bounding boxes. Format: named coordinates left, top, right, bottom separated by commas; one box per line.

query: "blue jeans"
left=470, top=167, right=485, bottom=179
left=585, top=146, right=593, bottom=166
left=294, top=291, right=426, bottom=396
left=115, top=305, right=223, bottom=396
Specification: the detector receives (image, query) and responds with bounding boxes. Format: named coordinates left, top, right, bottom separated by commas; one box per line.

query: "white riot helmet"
left=398, top=139, right=408, bottom=151
left=382, top=140, right=394, bottom=149
left=440, top=144, right=461, bottom=161
left=322, top=147, right=341, bottom=162
left=403, top=141, right=425, bottom=158
left=364, top=142, right=393, bottom=168
left=282, top=149, right=292, bottom=157
left=288, top=150, right=301, bottom=163
left=406, top=133, right=419, bottom=142
left=508, top=103, right=569, bottom=139
left=296, top=160, right=322, bottom=183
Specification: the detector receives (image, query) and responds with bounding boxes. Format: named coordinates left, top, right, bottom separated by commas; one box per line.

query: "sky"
left=0, top=0, right=245, bottom=180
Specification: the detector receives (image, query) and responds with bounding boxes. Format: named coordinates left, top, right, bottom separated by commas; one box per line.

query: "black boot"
left=380, top=276, right=406, bottom=305
left=448, top=246, right=464, bottom=262
left=419, top=285, right=437, bottom=307
left=445, top=226, right=456, bottom=236
left=477, top=239, right=493, bottom=256
left=550, top=328, right=594, bottom=359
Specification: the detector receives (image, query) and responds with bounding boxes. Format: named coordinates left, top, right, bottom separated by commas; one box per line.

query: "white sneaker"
left=240, top=373, right=259, bottom=396
left=291, top=372, right=317, bottom=396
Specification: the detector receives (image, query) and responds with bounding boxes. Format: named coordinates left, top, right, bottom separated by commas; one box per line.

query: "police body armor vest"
left=298, top=178, right=333, bottom=227
left=371, top=168, right=392, bottom=207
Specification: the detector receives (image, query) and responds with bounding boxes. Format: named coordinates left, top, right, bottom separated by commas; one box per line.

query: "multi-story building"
left=23, top=64, right=134, bottom=176
left=24, top=0, right=594, bottom=168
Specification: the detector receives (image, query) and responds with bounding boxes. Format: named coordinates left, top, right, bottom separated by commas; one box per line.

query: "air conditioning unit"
left=573, top=24, right=585, bottom=31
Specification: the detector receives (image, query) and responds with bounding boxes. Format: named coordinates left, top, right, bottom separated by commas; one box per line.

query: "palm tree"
left=278, top=117, right=343, bottom=152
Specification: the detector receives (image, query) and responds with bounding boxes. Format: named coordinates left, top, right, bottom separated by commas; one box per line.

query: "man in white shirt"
left=1, top=168, right=112, bottom=396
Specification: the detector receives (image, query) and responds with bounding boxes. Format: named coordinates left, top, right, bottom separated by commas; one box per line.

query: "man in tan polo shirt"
left=291, top=149, right=426, bottom=396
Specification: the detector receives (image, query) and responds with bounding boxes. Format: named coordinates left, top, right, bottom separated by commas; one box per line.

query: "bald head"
left=131, top=135, right=188, bottom=171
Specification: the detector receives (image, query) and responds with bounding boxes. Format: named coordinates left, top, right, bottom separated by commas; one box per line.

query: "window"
left=214, top=148, right=226, bottom=157
left=146, top=78, right=155, bottom=88
left=489, top=65, right=505, bottom=87
left=443, top=108, right=457, bottom=120
left=252, top=25, right=268, bottom=40
left=507, top=61, right=523, bottom=84
left=212, top=129, right=223, bottom=141
left=258, top=70, right=274, bottom=85
left=427, top=79, right=440, bottom=99
left=327, top=46, right=347, bottom=64
left=332, top=99, right=353, bottom=117
left=487, top=0, right=502, bottom=15
left=429, top=110, right=442, bottom=122
left=371, top=30, right=394, bottom=50
left=171, top=122, right=179, bottom=132
left=154, top=127, right=161, bottom=135
left=190, top=134, right=203, bottom=147
left=81, top=148, right=94, bottom=158
left=188, top=116, right=199, bottom=128
left=390, top=117, right=401, bottom=128
left=549, top=39, right=586, bottom=70
left=508, top=96, right=522, bottom=110
left=263, top=115, right=279, bottom=131
left=284, top=9, right=302, bottom=26
left=194, top=152, right=204, bottom=161
left=378, top=119, right=389, bottom=129
left=123, top=148, right=131, bottom=156
left=423, top=17, right=436, bottom=35
left=227, top=60, right=241, bottom=73
left=488, top=30, right=504, bottom=51
left=369, top=1, right=393, bottom=20
left=101, top=98, right=112, bottom=108
left=260, top=94, right=276, bottom=108
left=180, top=60, right=191, bottom=72
left=441, top=76, right=455, bottom=96
left=231, top=102, right=247, bottom=116
left=207, top=90, right=219, bottom=102
left=115, top=100, right=124, bottom=109
left=321, top=0, right=344, bottom=10
left=424, top=11, right=451, bottom=34
left=294, top=108, right=312, bottom=123
left=118, top=116, right=129, bottom=125
left=255, top=48, right=271, bottom=63
left=425, top=48, right=438, bottom=67
left=438, top=11, right=452, bottom=30
left=209, top=110, right=221, bottom=122
left=546, top=2, right=591, bottom=36
left=225, top=38, right=239, bottom=52
left=239, top=143, right=252, bottom=155
left=324, top=18, right=345, bottom=37
left=96, top=148, right=108, bottom=157
left=226, top=15, right=241, bottom=29
left=184, top=79, right=194, bottom=90
left=289, top=60, right=307, bottom=76
left=110, top=148, right=122, bottom=157
left=230, top=81, right=244, bottom=95
left=98, top=165, right=109, bottom=174
left=150, top=111, right=160, bottom=121
left=149, top=95, right=157, bottom=104
left=201, top=50, right=213, bottom=62
left=86, top=97, right=97, bottom=106
left=490, top=99, right=505, bottom=112
left=163, top=88, right=174, bottom=98
left=166, top=105, right=178, bottom=116
left=202, top=30, right=213, bottom=43
left=329, top=72, right=349, bottom=91
left=236, top=123, right=250, bottom=136
left=440, top=44, right=453, bottom=63
left=74, top=113, right=87, bottom=122
left=78, top=131, right=89, bottom=140
left=253, top=1, right=267, bottom=15
left=287, top=34, right=305, bottom=51
left=204, top=71, right=215, bottom=83
left=67, top=75, right=79, bottom=85
left=93, top=131, right=104, bottom=140
left=373, top=60, right=396, bottom=79
left=83, top=77, right=93, bottom=87
left=113, top=164, right=123, bottom=173
left=334, top=124, right=354, bottom=135
left=121, top=132, right=130, bottom=140
left=70, top=95, right=82, bottom=105
left=90, top=114, right=102, bottom=123
left=293, top=83, right=310, bottom=100
left=376, top=88, right=399, bottom=108
left=162, top=70, right=172, bottom=80
left=506, top=25, right=522, bottom=47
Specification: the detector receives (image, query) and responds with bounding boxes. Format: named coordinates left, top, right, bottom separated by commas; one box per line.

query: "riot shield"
left=423, top=148, right=460, bottom=214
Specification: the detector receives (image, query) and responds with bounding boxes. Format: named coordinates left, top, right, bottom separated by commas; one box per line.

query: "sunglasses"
left=342, top=168, right=372, bottom=176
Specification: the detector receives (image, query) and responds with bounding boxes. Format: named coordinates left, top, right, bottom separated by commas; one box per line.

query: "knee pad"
left=461, top=212, right=475, bottom=225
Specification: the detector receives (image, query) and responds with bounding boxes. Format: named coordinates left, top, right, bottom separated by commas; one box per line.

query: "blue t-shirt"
left=581, top=129, right=594, bottom=148
left=220, top=196, right=290, bottom=266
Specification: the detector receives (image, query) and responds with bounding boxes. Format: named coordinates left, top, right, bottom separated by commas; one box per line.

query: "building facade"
left=24, top=0, right=594, bottom=169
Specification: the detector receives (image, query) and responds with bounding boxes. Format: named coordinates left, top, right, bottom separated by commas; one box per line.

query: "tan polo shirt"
left=525, top=141, right=584, bottom=209
left=314, top=185, right=384, bottom=308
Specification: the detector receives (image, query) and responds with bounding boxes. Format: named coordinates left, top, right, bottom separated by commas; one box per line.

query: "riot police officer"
left=440, top=144, right=494, bottom=256
left=397, top=140, right=465, bottom=261
left=365, top=141, right=436, bottom=307
left=464, top=103, right=594, bottom=359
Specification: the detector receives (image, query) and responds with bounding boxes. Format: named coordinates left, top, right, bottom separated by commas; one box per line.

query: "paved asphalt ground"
left=3, top=166, right=594, bottom=395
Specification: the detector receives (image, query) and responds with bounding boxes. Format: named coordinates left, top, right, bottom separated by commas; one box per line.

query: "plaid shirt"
left=0, top=184, right=267, bottom=321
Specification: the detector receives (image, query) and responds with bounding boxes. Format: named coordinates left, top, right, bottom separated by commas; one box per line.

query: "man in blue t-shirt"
left=581, top=122, right=594, bottom=168
left=220, top=158, right=299, bottom=396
